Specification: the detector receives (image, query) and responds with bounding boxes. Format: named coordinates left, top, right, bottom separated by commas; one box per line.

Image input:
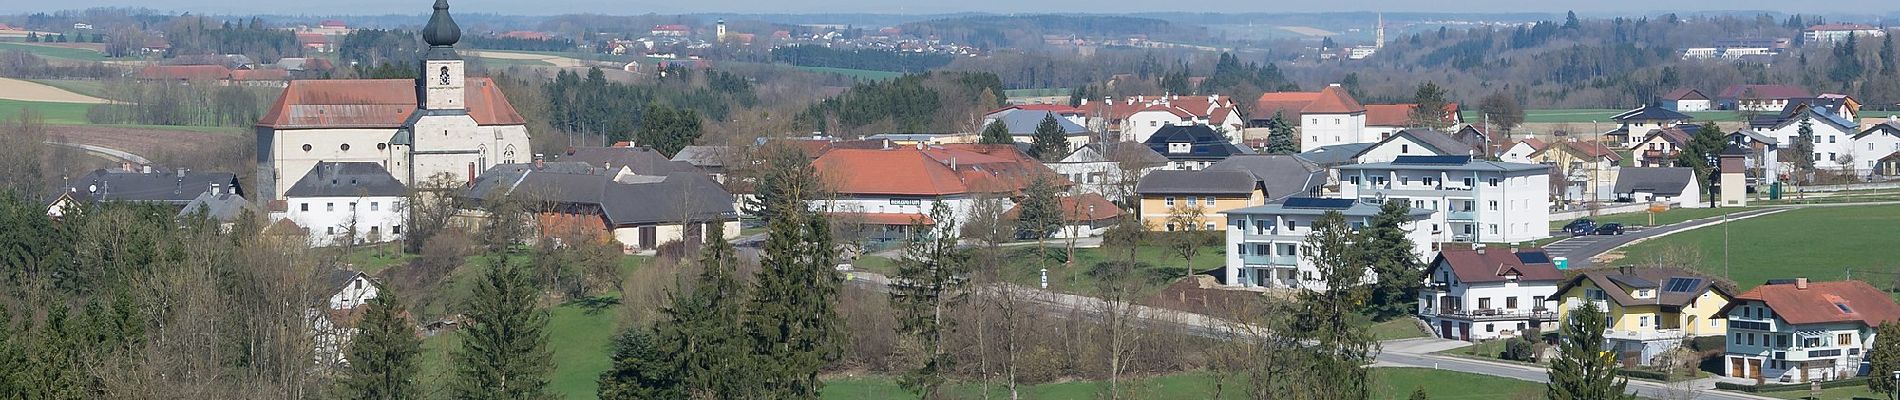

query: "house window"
left=1165, top=196, right=1175, bottom=206
left=1747, top=334, right=1756, bottom=346
left=1804, top=337, right=1822, bottom=347
left=1401, top=144, right=1411, bottom=153
left=1506, top=297, right=1518, bottom=310
left=1254, top=220, right=1268, bottom=234
left=326, top=227, right=334, bottom=235
left=1838, top=333, right=1852, bottom=346
left=340, top=143, right=351, bottom=151
left=1777, top=335, right=1790, bottom=347
left=1488, top=224, right=1498, bottom=234
left=1302, top=271, right=1314, bottom=281
left=1237, top=244, right=1246, bottom=255
left=1488, top=178, right=1500, bottom=186
left=300, top=203, right=309, bottom=212
left=392, top=225, right=402, bottom=235
left=1477, top=297, right=1491, bottom=309
left=326, top=203, right=335, bottom=212
left=1828, top=152, right=1836, bottom=161
left=1828, top=135, right=1836, bottom=143
left=1639, top=316, right=1650, bottom=327
left=1284, top=220, right=1297, bottom=230
left=1349, top=176, right=1361, bottom=185
left=1488, top=200, right=1499, bottom=211
left=1586, top=288, right=1607, bottom=301
left=1204, top=196, right=1215, bottom=206
left=1165, top=223, right=1176, bottom=231
left=370, top=202, right=379, bottom=211
left=1204, top=222, right=1215, bottom=230
left=1486, top=324, right=1495, bottom=333
left=1254, top=244, right=1269, bottom=255
left=1463, top=177, right=1474, bottom=186
left=1734, top=334, right=1742, bottom=345
left=1533, top=296, right=1545, bottom=309
left=1187, top=197, right=1198, bottom=206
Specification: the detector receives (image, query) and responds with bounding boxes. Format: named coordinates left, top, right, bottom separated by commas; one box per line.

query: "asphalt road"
left=1542, top=208, right=1783, bottom=270
left=1377, top=338, right=1780, bottom=400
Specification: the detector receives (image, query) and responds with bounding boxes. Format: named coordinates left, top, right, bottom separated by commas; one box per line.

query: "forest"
left=794, top=71, right=1006, bottom=136
left=769, top=45, right=953, bottom=73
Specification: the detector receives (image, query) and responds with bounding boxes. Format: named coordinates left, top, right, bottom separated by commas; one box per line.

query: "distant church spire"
left=1375, top=13, right=1386, bottom=50
left=422, top=0, right=461, bottom=53
left=419, top=0, right=465, bottom=111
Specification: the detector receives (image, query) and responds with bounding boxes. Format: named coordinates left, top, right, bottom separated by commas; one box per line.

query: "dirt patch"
left=46, top=125, right=237, bottom=163
left=464, top=50, right=591, bottom=68
left=0, top=78, right=109, bottom=104
left=1143, top=275, right=1279, bottom=317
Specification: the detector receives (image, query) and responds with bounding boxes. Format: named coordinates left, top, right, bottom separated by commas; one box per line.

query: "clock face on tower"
left=439, top=66, right=451, bottom=86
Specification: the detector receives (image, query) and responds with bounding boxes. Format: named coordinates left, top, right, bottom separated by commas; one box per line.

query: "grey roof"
left=670, top=145, right=730, bottom=168
left=283, top=162, right=408, bottom=198
left=54, top=168, right=241, bottom=205
left=1295, top=142, right=1375, bottom=166
left=1613, top=167, right=1697, bottom=196
left=1751, top=105, right=1854, bottom=132
left=467, top=163, right=736, bottom=227
left=321, top=269, right=367, bottom=294
left=984, top=109, right=1089, bottom=136
left=1134, top=169, right=1256, bottom=195
left=177, top=192, right=257, bottom=221
left=1227, top=198, right=1434, bottom=218
left=1060, top=142, right=1169, bottom=166
left=1384, top=128, right=1482, bottom=156
left=556, top=146, right=704, bottom=175
left=1204, top=155, right=1324, bottom=202
left=1143, top=124, right=1253, bottom=161
left=1728, top=130, right=1779, bottom=146
left=1337, top=158, right=1551, bottom=173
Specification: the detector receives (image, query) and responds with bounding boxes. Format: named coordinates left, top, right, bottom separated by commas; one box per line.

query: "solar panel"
left=1663, top=277, right=1703, bottom=293
left=1391, top=155, right=1472, bottom=165
left=1515, top=252, right=1551, bottom=265
left=1282, top=197, right=1356, bottom=209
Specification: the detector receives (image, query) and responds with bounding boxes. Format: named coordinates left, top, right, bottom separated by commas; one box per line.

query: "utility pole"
left=1724, top=211, right=1730, bottom=279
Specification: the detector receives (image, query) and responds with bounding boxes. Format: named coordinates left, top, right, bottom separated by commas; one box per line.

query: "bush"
left=1616, top=369, right=1672, bottom=381
left=1686, top=336, right=1727, bottom=352
left=1715, top=377, right=1871, bottom=393
left=1503, top=337, right=1540, bottom=362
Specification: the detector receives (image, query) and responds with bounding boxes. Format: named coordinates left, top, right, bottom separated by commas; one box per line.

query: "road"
left=1377, top=337, right=1779, bottom=400
left=47, top=141, right=151, bottom=164
left=1542, top=207, right=1784, bottom=269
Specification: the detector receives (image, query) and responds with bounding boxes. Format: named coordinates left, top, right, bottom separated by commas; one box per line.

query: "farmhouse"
left=1418, top=246, right=1564, bottom=341
left=1612, top=167, right=1703, bottom=208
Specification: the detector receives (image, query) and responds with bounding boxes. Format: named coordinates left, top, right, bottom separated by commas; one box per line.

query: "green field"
left=0, top=42, right=107, bottom=61
left=822, top=367, right=1548, bottom=399
left=469, top=56, right=555, bottom=67
left=1370, top=318, right=1428, bottom=341
left=1617, top=205, right=1900, bottom=297
left=793, top=66, right=905, bottom=80
left=0, top=99, right=92, bottom=124
left=1761, top=384, right=1885, bottom=400
left=1549, top=206, right=1756, bottom=231
left=1463, top=108, right=1745, bottom=124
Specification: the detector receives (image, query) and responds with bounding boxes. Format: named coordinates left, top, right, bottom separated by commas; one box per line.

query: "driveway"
left=1543, top=208, right=1783, bottom=269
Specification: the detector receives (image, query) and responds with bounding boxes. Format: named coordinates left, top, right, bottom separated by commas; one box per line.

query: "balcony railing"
left=1427, top=308, right=1556, bottom=321
left=1446, top=210, right=1477, bottom=220
left=1603, top=328, right=1685, bottom=342
left=1240, top=255, right=1298, bottom=266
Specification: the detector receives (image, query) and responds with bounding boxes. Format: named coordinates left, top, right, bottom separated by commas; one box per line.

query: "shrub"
left=1503, top=337, right=1540, bottom=362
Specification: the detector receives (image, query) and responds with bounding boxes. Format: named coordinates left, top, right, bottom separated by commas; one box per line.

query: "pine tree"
left=1409, top=82, right=1453, bottom=130
left=745, top=207, right=842, bottom=399
left=454, top=256, right=554, bottom=400
left=890, top=202, right=969, bottom=397
left=979, top=120, right=1013, bottom=145
left=1014, top=174, right=1062, bottom=240
left=1794, top=119, right=1817, bottom=184
left=652, top=221, right=750, bottom=397
left=1029, top=113, right=1069, bottom=161
left=1289, top=211, right=1374, bottom=399
left=1547, top=302, right=1636, bottom=400
left=1362, top=200, right=1423, bottom=321
left=1266, top=113, right=1298, bottom=154
left=0, top=305, right=25, bottom=398
left=1883, top=34, right=1897, bottom=76
left=1869, top=322, right=1900, bottom=396
left=338, top=295, right=423, bottom=400
left=1564, top=11, right=1581, bottom=29
left=597, top=328, right=679, bottom=399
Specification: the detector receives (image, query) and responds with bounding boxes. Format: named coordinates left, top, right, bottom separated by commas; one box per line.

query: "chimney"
left=950, top=157, right=958, bottom=170
left=1795, top=278, right=1809, bottom=289
left=121, top=161, right=134, bottom=172
left=1474, top=243, right=1486, bottom=255
left=882, top=139, right=891, bottom=150
left=177, top=168, right=187, bottom=178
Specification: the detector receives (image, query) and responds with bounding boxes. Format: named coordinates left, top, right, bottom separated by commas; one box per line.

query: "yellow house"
left=1551, top=267, right=1736, bottom=366
left=1134, top=169, right=1262, bottom=231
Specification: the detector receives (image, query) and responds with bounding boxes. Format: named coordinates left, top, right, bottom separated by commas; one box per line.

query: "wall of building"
left=1140, top=192, right=1258, bottom=231
left=326, top=275, right=379, bottom=310
left=284, top=194, right=406, bottom=247
left=265, top=127, right=405, bottom=200
left=1299, top=112, right=1367, bottom=152
left=1339, top=168, right=1551, bottom=243
left=1755, top=118, right=1857, bottom=171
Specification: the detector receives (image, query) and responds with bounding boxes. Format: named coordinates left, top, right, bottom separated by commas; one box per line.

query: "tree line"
left=770, top=45, right=954, bottom=74
left=795, top=71, right=1005, bottom=136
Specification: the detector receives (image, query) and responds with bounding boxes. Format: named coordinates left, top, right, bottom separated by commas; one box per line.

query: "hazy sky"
left=6, top=0, right=1897, bottom=16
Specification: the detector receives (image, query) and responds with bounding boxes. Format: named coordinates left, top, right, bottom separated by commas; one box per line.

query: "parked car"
left=1594, top=223, right=1626, bottom=235
left=1563, top=218, right=1596, bottom=236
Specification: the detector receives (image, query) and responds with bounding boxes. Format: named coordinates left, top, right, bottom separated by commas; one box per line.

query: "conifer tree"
left=1869, top=322, right=1900, bottom=396
left=1547, top=302, right=1636, bottom=400
left=979, top=120, right=1013, bottom=145
left=1014, top=174, right=1062, bottom=240
left=597, top=328, right=679, bottom=399
left=1288, top=211, right=1374, bottom=399
left=652, top=221, right=749, bottom=397
left=890, top=202, right=969, bottom=397
left=338, top=294, right=423, bottom=400
left=454, top=256, right=553, bottom=400
left=1029, top=113, right=1069, bottom=161
left=1266, top=114, right=1298, bottom=154
left=1362, top=199, right=1423, bottom=320
left=745, top=201, right=842, bottom=399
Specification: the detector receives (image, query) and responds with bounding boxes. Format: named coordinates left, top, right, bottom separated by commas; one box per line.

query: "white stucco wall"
left=285, top=195, right=407, bottom=247
left=1299, top=112, right=1368, bottom=152
left=1339, top=168, right=1551, bottom=243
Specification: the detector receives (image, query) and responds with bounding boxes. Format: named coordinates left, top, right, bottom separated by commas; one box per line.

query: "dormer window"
left=1167, top=142, right=1191, bottom=154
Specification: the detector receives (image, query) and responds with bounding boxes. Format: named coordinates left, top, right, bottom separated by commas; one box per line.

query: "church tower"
left=716, top=19, right=728, bottom=43
left=1375, top=13, right=1386, bottom=50
left=420, top=0, right=464, bottom=111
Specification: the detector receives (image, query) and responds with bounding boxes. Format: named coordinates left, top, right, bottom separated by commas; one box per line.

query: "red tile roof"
left=1728, top=280, right=1900, bottom=326
left=230, top=68, right=289, bottom=81
left=1004, top=192, right=1122, bottom=222
left=1253, top=91, right=1322, bottom=120
left=295, top=33, right=328, bottom=44
left=1430, top=247, right=1566, bottom=283
left=138, top=64, right=232, bottom=81
left=813, top=145, right=1056, bottom=196
left=1364, top=104, right=1413, bottom=126
left=1303, top=84, right=1366, bottom=114
left=1553, top=140, right=1622, bottom=161
left=256, top=78, right=525, bottom=129
left=1515, top=138, right=1548, bottom=151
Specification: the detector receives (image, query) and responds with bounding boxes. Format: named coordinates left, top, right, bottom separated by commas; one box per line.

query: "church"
left=254, top=0, right=531, bottom=201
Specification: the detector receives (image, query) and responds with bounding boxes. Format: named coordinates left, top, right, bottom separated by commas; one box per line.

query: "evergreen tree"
left=745, top=206, right=842, bottom=399
left=0, top=305, right=25, bottom=398
left=1409, top=82, right=1453, bottom=130
left=454, top=256, right=554, bottom=400
left=1547, top=302, right=1636, bottom=400
left=651, top=221, right=750, bottom=398
left=1674, top=121, right=1727, bottom=187
left=1014, top=174, right=1062, bottom=240
left=1265, top=114, right=1298, bottom=154
left=338, top=295, right=423, bottom=400
left=1361, top=200, right=1423, bottom=321
left=1869, top=322, right=1900, bottom=396
left=1794, top=119, right=1817, bottom=184
left=979, top=120, right=1013, bottom=145
left=1830, top=34, right=1865, bottom=83
left=1564, top=11, right=1581, bottom=29
left=1029, top=113, right=1070, bottom=161
left=597, top=328, right=679, bottom=399
left=742, top=144, right=821, bottom=223
left=1289, top=211, right=1374, bottom=399
left=1883, top=34, right=1897, bottom=76
left=636, top=101, right=704, bottom=157
left=889, top=202, right=969, bottom=398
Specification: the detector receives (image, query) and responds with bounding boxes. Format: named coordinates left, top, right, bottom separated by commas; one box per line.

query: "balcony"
left=1604, top=328, right=1686, bottom=342
left=1446, top=210, right=1477, bottom=220
left=1241, top=254, right=1298, bottom=266
left=1428, top=308, right=1556, bottom=322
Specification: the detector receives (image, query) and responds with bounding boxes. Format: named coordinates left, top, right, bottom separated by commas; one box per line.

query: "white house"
left=1803, top=24, right=1885, bottom=45
left=1108, top=95, right=1244, bottom=144
left=1613, top=167, right=1703, bottom=208
left=982, top=108, right=1096, bottom=149
left=1222, top=198, right=1432, bottom=289
left=1497, top=138, right=1546, bottom=163
left=1661, top=88, right=1713, bottom=112
left=1047, top=142, right=1168, bottom=202
left=1337, top=156, right=1551, bottom=244
left=1606, top=105, right=1693, bottom=149
left=1355, top=129, right=1485, bottom=164
left=1749, top=104, right=1859, bottom=172
left=311, top=269, right=381, bottom=368
left=254, top=1, right=531, bottom=202
left=1850, top=122, right=1900, bottom=178
left=1721, top=279, right=1900, bottom=383
left=280, top=162, right=409, bottom=247
left=1295, top=84, right=1370, bottom=152
left=1418, top=246, right=1565, bottom=341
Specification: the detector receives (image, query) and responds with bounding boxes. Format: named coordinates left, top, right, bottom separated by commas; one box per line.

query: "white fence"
left=1790, top=181, right=1900, bottom=193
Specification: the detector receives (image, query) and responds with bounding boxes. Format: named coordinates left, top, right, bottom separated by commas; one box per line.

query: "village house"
left=311, top=269, right=381, bottom=368
left=1254, top=84, right=1463, bottom=153
left=1852, top=122, right=1900, bottom=178
left=1046, top=142, right=1168, bottom=202
left=669, top=145, right=734, bottom=183
left=1717, top=84, right=1812, bottom=112
left=1497, top=138, right=1546, bottom=163
left=1222, top=198, right=1431, bottom=289
left=1605, top=105, right=1692, bottom=149
left=1106, top=94, right=1244, bottom=143
left=1552, top=267, right=1735, bottom=366
left=47, top=165, right=242, bottom=219
left=1135, top=169, right=1260, bottom=232
left=1661, top=88, right=1713, bottom=112
left=1748, top=99, right=1859, bottom=173
left=991, top=104, right=1091, bottom=129
left=255, top=0, right=531, bottom=202
left=1354, top=128, right=1484, bottom=164
left=465, top=159, right=738, bottom=253
left=1336, top=156, right=1551, bottom=244
left=811, top=143, right=1057, bottom=232
left=981, top=108, right=1097, bottom=148
left=1004, top=192, right=1122, bottom=238
left=1418, top=246, right=1564, bottom=341
left=278, top=162, right=409, bottom=247
left=1725, top=131, right=1781, bottom=185
left=1612, top=167, right=1703, bottom=208
left=1528, top=140, right=1624, bottom=202
left=1142, top=123, right=1253, bottom=170
left=1631, top=124, right=1696, bottom=168
left=1720, top=278, right=1900, bottom=383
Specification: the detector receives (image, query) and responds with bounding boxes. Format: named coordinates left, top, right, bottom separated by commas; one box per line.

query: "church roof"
left=255, top=77, right=524, bottom=129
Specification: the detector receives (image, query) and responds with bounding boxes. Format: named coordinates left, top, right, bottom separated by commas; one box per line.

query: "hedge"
left=1715, top=377, right=1871, bottom=393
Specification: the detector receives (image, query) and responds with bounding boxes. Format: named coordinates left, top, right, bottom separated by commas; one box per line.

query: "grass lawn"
left=793, top=66, right=905, bottom=80
left=343, top=243, right=412, bottom=274
left=0, top=42, right=107, bottom=61
left=1761, top=385, right=1886, bottom=400
left=1370, top=318, right=1427, bottom=341
left=823, top=368, right=1546, bottom=399
left=90, top=124, right=247, bottom=134
left=0, top=98, right=92, bottom=124
left=1548, top=205, right=1755, bottom=231
left=1617, top=204, right=1900, bottom=297
left=1437, top=339, right=1513, bottom=360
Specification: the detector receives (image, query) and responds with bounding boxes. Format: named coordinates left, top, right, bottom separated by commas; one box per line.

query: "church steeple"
left=419, top=0, right=465, bottom=110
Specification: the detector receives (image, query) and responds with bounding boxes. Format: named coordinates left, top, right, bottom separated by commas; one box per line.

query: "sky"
left=4, top=0, right=1896, bottom=16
